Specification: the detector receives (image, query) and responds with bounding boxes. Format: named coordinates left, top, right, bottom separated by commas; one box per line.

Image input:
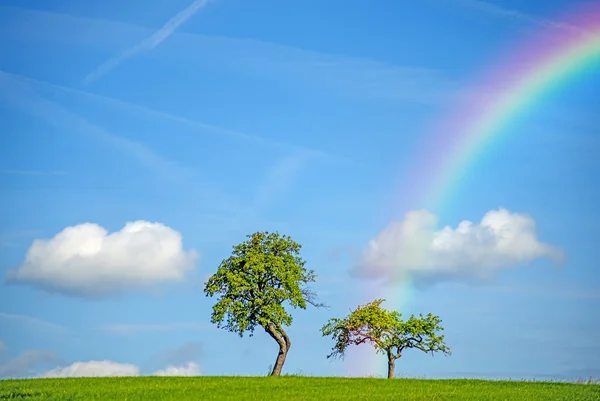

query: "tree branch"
left=276, top=324, right=291, bottom=348
left=393, top=346, right=404, bottom=359
left=265, top=323, right=286, bottom=349
left=353, top=328, right=383, bottom=348
left=301, top=287, right=328, bottom=309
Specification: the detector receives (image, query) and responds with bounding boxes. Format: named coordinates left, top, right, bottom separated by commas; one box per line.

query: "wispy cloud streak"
left=455, top=0, right=586, bottom=34
left=483, top=284, right=600, bottom=300
left=0, top=312, right=68, bottom=334
left=0, top=350, right=62, bottom=377
left=83, top=0, right=212, bottom=84
left=99, top=322, right=211, bottom=334
left=0, top=70, right=249, bottom=215
left=0, top=169, right=67, bottom=176
left=253, top=155, right=305, bottom=211
left=0, top=70, right=194, bottom=183
left=1, top=70, right=344, bottom=164
left=0, top=70, right=327, bottom=231
left=0, top=5, right=454, bottom=105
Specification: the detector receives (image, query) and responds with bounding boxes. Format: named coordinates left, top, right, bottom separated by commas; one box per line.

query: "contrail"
left=1, top=70, right=349, bottom=164
left=456, top=0, right=586, bottom=34
left=83, top=0, right=211, bottom=85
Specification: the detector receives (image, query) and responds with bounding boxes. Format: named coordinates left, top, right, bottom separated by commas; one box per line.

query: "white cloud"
left=152, top=362, right=201, bottom=376
left=0, top=350, right=62, bottom=377
left=354, top=208, right=564, bottom=284
left=5, top=221, right=198, bottom=298
left=4, top=342, right=203, bottom=378
left=38, top=360, right=200, bottom=378
left=39, top=360, right=140, bottom=378
left=83, top=0, right=212, bottom=84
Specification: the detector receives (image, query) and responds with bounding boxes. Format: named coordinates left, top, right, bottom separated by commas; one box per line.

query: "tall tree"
left=204, top=231, right=323, bottom=376
left=321, top=299, right=450, bottom=378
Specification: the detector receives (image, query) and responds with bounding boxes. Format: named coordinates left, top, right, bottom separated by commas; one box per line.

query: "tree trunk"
left=387, top=351, right=395, bottom=379
left=271, top=343, right=288, bottom=376
left=265, top=324, right=291, bottom=376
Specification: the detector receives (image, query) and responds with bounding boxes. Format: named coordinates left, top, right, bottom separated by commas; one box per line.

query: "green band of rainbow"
left=356, top=3, right=600, bottom=377
left=406, top=4, right=600, bottom=214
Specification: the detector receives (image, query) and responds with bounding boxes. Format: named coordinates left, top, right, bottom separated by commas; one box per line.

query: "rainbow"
left=403, top=3, right=600, bottom=214
left=356, top=3, right=600, bottom=377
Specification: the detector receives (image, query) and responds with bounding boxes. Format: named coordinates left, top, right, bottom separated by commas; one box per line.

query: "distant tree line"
left=204, top=231, right=450, bottom=378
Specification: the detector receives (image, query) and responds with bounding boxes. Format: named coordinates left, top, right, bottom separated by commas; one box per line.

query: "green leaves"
left=205, top=231, right=449, bottom=377
left=321, top=299, right=395, bottom=359
left=321, top=299, right=451, bottom=360
left=204, top=231, right=319, bottom=337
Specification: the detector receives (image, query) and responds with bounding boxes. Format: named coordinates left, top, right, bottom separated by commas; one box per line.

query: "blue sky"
left=0, top=0, right=598, bottom=379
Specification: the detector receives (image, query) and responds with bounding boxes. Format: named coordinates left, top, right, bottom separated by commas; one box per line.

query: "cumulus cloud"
left=5, top=221, right=198, bottom=298
left=0, top=350, right=62, bottom=378
left=354, top=208, right=564, bottom=284
left=39, top=360, right=140, bottom=378
left=37, top=360, right=200, bottom=378
left=144, top=341, right=204, bottom=375
left=152, top=362, right=201, bottom=376
left=5, top=341, right=204, bottom=378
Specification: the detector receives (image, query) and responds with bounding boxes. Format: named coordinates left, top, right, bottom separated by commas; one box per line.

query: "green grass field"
left=1, top=377, right=598, bottom=400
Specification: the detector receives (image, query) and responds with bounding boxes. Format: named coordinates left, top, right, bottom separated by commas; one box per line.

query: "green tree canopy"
left=204, top=231, right=323, bottom=376
left=321, top=299, right=450, bottom=378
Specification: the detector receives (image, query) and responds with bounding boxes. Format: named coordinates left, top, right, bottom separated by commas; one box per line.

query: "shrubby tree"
left=204, top=231, right=323, bottom=376
left=321, top=299, right=450, bottom=378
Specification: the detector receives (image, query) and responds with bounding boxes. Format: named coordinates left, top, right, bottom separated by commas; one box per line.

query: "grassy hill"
left=1, top=376, right=599, bottom=400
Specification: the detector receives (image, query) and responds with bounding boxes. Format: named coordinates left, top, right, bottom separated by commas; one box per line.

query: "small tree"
left=321, top=299, right=450, bottom=378
left=204, top=231, right=324, bottom=376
